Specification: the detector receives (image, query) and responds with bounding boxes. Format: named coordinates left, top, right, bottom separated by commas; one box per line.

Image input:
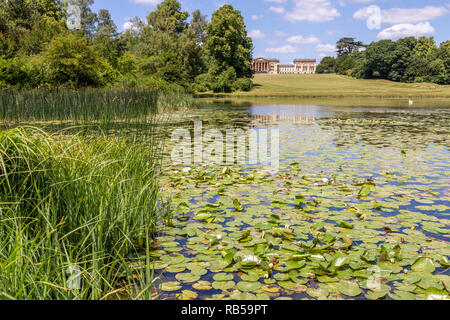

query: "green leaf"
left=358, top=185, right=372, bottom=198
left=236, top=281, right=262, bottom=292
left=213, top=273, right=234, bottom=281
left=233, top=198, right=243, bottom=212
left=411, top=257, right=436, bottom=273
left=160, top=281, right=182, bottom=292
left=338, top=280, right=362, bottom=297
left=338, top=221, right=353, bottom=229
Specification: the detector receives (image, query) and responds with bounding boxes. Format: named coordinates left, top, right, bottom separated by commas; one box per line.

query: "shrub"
left=210, top=67, right=237, bottom=93
left=44, top=33, right=101, bottom=87
left=233, top=78, right=253, bottom=92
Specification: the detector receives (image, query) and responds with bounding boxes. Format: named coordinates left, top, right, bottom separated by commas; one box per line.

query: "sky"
left=92, top=0, right=450, bottom=63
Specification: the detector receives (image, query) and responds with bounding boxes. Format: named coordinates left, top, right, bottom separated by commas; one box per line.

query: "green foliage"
left=234, top=78, right=253, bottom=92
left=205, top=5, right=253, bottom=79
left=336, top=37, right=365, bottom=56
left=335, top=54, right=356, bottom=75
left=0, top=0, right=255, bottom=90
left=316, top=56, right=336, bottom=74
left=331, top=36, right=449, bottom=85
left=117, top=52, right=137, bottom=76
left=44, top=33, right=102, bottom=87
left=210, top=66, right=237, bottom=93
left=156, top=51, right=189, bottom=87
left=147, top=0, right=189, bottom=34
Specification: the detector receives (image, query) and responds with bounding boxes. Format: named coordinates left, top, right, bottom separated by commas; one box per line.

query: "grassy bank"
left=196, top=74, right=450, bottom=98
left=0, top=88, right=190, bottom=300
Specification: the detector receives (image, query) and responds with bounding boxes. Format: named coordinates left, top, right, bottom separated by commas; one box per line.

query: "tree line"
left=0, top=0, right=254, bottom=92
left=317, top=37, right=450, bottom=85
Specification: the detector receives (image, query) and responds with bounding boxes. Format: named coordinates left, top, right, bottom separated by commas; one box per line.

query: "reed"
left=0, top=88, right=192, bottom=300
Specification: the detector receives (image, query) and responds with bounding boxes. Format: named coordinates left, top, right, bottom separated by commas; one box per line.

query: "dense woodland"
left=317, top=37, right=450, bottom=85
left=0, top=0, right=254, bottom=92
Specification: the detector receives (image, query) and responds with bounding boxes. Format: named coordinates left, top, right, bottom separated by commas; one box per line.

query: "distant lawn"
left=198, top=74, right=450, bottom=98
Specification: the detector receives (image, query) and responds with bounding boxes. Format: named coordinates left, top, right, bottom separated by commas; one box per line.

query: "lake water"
left=155, top=99, right=450, bottom=300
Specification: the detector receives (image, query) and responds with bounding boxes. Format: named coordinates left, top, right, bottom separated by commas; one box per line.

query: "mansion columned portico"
left=252, top=58, right=316, bottom=74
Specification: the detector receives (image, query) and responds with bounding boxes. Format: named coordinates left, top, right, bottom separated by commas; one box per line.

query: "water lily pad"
left=213, top=273, right=234, bottom=281
left=411, top=257, right=436, bottom=273
left=160, top=281, right=182, bottom=292
left=338, top=280, right=362, bottom=297
left=193, top=281, right=212, bottom=291
left=262, top=285, right=280, bottom=293
left=212, top=281, right=235, bottom=291
left=176, top=290, right=198, bottom=300
left=236, top=281, right=262, bottom=292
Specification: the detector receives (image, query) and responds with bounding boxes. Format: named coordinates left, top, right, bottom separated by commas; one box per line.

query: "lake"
left=154, top=98, right=450, bottom=300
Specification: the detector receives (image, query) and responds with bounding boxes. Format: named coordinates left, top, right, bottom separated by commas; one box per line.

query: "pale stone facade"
left=252, top=58, right=316, bottom=74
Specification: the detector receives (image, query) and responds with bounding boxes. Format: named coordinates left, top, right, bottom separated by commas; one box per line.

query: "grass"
left=197, top=74, right=450, bottom=98
left=0, top=88, right=191, bottom=300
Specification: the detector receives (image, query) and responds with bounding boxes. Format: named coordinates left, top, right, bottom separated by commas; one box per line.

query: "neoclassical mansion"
left=252, top=58, right=317, bottom=74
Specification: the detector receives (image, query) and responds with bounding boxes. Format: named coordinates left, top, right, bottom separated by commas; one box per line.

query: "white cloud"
left=316, top=44, right=337, bottom=52
left=132, top=0, right=161, bottom=4
left=265, top=45, right=300, bottom=54
left=249, top=29, right=267, bottom=39
left=123, top=22, right=134, bottom=30
left=251, top=14, right=263, bottom=20
left=348, top=0, right=376, bottom=3
left=274, top=31, right=287, bottom=37
left=269, top=6, right=286, bottom=14
left=265, top=0, right=286, bottom=3
left=354, top=6, right=448, bottom=24
left=285, top=0, right=341, bottom=22
left=377, top=22, right=435, bottom=40
left=287, top=35, right=321, bottom=44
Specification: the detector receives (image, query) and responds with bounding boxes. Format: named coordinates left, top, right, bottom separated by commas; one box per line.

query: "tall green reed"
left=0, top=88, right=192, bottom=300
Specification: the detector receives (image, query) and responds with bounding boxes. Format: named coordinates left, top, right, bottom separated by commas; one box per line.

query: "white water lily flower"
left=334, top=257, right=346, bottom=267
left=242, top=255, right=260, bottom=265
left=173, top=170, right=179, bottom=174
left=322, top=178, right=329, bottom=183
left=269, top=263, right=274, bottom=269
left=390, top=258, right=395, bottom=263
left=216, top=234, right=222, bottom=240
left=182, top=167, right=192, bottom=173
left=284, top=225, right=290, bottom=229
left=264, top=274, right=269, bottom=279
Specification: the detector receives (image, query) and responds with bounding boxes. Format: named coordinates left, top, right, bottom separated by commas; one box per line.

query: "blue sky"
left=92, top=0, right=450, bottom=63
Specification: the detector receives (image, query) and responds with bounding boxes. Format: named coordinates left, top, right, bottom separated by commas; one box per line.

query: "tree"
left=316, top=56, right=336, bottom=74
left=387, top=37, right=418, bottom=82
left=70, top=0, right=98, bottom=37
left=147, top=0, right=189, bottom=34
left=336, top=37, right=365, bottom=56
left=363, top=40, right=397, bottom=79
left=190, top=10, right=207, bottom=45
left=179, top=10, right=207, bottom=80
left=205, top=5, right=253, bottom=79
left=44, top=33, right=101, bottom=86
left=156, top=51, right=188, bottom=86
left=93, top=9, right=125, bottom=67
left=414, top=36, right=437, bottom=59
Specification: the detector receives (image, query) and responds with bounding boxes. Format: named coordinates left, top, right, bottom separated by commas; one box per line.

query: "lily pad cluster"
left=150, top=105, right=449, bottom=300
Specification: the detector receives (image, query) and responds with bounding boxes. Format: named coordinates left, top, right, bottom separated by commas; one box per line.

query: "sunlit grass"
left=197, top=74, right=450, bottom=98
